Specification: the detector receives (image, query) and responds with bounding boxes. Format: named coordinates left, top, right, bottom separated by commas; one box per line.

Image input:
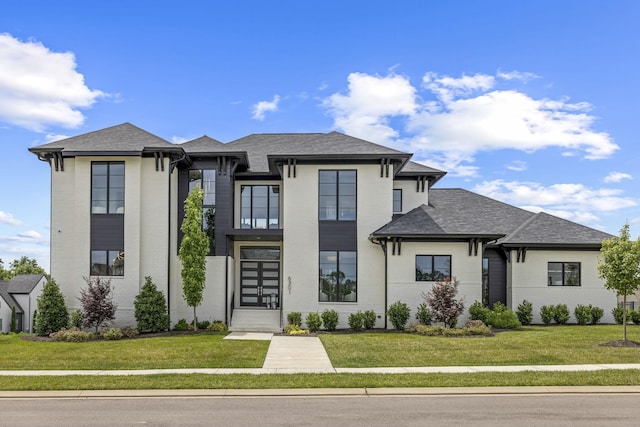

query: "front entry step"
left=230, top=309, right=282, bottom=332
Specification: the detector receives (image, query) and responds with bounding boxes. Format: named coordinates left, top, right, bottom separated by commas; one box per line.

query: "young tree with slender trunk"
left=598, top=224, right=640, bottom=342
left=79, top=276, right=117, bottom=335
left=179, top=185, right=209, bottom=331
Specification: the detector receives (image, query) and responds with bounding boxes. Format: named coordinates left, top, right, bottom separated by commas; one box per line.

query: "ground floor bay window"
left=319, top=250, right=357, bottom=302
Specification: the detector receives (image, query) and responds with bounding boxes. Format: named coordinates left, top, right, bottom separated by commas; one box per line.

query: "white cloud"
left=322, top=70, right=619, bottom=176
left=171, top=136, right=189, bottom=144
left=44, top=133, right=70, bottom=143
left=17, top=230, right=41, bottom=239
left=473, top=179, right=637, bottom=224
left=506, top=160, right=527, bottom=172
left=251, top=95, right=280, bottom=121
left=0, top=33, right=105, bottom=131
left=604, top=172, right=632, bottom=183
left=0, top=211, right=22, bottom=226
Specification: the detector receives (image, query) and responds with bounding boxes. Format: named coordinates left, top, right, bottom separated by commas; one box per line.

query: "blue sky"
left=1, top=1, right=639, bottom=272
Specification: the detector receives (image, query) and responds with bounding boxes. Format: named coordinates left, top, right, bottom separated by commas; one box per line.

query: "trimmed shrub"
left=305, top=312, right=322, bottom=332
left=469, top=301, right=490, bottom=323
left=632, top=310, right=640, bottom=325
left=35, top=278, right=69, bottom=336
left=464, top=320, right=492, bottom=335
left=284, top=324, right=309, bottom=335
left=134, top=276, right=169, bottom=333
left=590, top=306, right=604, bottom=325
left=387, top=301, right=411, bottom=331
left=10, top=305, right=16, bottom=333
left=416, top=303, right=433, bottom=326
left=50, top=327, right=95, bottom=342
left=348, top=311, right=365, bottom=332
left=207, top=321, right=228, bottom=332
left=516, top=300, right=533, bottom=326
left=68, top=309, right=83, bottom=329
left=32, top=310, right=37, bottom=332
left=540, top=305, right=555, bottom=325
left=321, top=309, right=339, bottom=331
left=196, top=320, right=211, bottom=330
left=121, top=327, right=139, bottom=338
left=553, top=304, right=570, bottom=325
left=287, top=312, right=302, bottom=327
left=363, top=310, right=377, bottom=329
left=411, top=324, right=445, bottom=336
left=574, top=304, right=592, bottom=325
left=173, top=319, right=193, bottom=331
left=487, top=309, right=521, bottom=329
left=102, top=327, right=124, bottom=340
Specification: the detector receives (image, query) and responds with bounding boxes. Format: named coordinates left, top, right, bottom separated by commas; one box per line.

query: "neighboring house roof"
left=372, top=188, right=612, bottom=247
left=5, top=274, right=45, bottom=294
left=226, top=131, right=411, bottom=174
left=29, top=123, right=179, bottom=156
left=0, top=281, right=24, bottom=314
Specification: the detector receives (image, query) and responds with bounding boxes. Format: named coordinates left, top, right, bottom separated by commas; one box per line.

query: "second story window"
left=319, top=170, right=356, bottom=221
left=91, top=162, right=124, bottom=214
left=189, top=169, right=216, bottom=254
left=241, top=185, right=280, bottom=229
left=393, top=189, right=402, bottom=213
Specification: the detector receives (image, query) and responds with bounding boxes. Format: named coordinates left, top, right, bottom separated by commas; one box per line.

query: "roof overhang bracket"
left=416, top=176, right=427, bottom=192
left=468, top=238, right=480, bottom=256
left=391, top=237, right=402, bottom=256
left=51, top=152, right=65, bottom=172
left=380, top=158, right=391, bottom=178
left=287, top=159, right=297, bottom=178
left=153, top=152, right=165, bottom=172
left=516, top=247, right=527, bottom=263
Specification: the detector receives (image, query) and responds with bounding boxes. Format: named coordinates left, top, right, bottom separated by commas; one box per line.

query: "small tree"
left=598, top=224, right=640, bottom=342
left=35, top=278, right=69, bottom=336
left=10, top=256, right=48, bottom=277
left=178, top=185, right=209, bottom=331
left=134, top=276, right=170, bottom=333
left=425, top=277, right=465, bottom=328
left=10, top=305, right=17, bottom=333
left=79, top=276, right=117, bottom=335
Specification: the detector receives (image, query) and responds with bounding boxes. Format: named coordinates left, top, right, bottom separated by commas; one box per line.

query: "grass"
left=320, top=325, right=640, bottom=367
left=0, top=332, right=269, bottom=369
left=1, top=370, right=640, bottom=391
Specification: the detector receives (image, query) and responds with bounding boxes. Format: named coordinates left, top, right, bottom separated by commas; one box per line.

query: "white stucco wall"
left=393, top=180, right=428, bottom=213
left=387, top=241, right=482, bottom=328
left=509, top=249, right=616, bottom=324
left=0, top=297, right=10, bottom=333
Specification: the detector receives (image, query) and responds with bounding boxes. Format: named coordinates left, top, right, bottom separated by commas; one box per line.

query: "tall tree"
left=179, top=185, right=209, bottom=330
left=35, top=279, right=69, bottom=336
left=10, top=256, right=47, bottom=277
left=598, top=224, right=640, bottom=342
left=79, top=276, right=117, bottom=335
left=0, top=259, right=11, bottom=280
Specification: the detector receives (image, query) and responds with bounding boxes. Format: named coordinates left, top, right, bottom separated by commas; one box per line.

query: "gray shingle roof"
left=0, top=282, right=23, bottom=313
left=372, top=188, right=611, bottom=247
left=6, top=274, right=44, bottom=294
left=180, top=136, right=225, bottom=153
left=29, top=123, right=176, bottom=154
left=399, top=160, right=446, bottom=175
left=227, top=131, right=410, bottom=173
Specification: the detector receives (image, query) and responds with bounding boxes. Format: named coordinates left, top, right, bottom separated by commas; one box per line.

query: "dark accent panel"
left=484, top=248, right=507, bottom=307
left=91, top=214, right=124, bottom=249
left=319, top=221, right=357, bottom=251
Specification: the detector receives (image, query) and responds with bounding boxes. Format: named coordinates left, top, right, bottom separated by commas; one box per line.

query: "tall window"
left=189, top=169, right=216, bottom=254
left=319, top=251, right=357, bottom=302
left=319, top=170, right=356, bottom=221
left=393, top=189, right=402, bottom=213
left=548, top=262, right=581, bottom=286
left=91, top=250, right=124, bottom=276
left=91, top=162, right=124, bottom=214
left=416, top=255, right=451, bottom=281
left=241, top=185, right=280, bottom=229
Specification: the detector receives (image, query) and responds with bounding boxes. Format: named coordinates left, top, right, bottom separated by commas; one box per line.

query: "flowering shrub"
left=50, top=327, right=95, bottom=342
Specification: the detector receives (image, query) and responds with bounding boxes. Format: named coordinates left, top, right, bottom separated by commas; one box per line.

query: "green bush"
left=553, top=304, right=570, bottom=325
left=287, top=312, right=302, bottom=327
left=632, top=310, right=640, bottom=325
left=196, top=320, right=211, bottom=330
left=284, top=324, right=309, bottom=335
left=487, top=309, right=521, bottom=329
left=321, top=309, right=339, bottom=331
left=411, top=324, right=445, bottom=336
left=50, top=327, right=95, bottom=342
left=387, top=301, right=411, bottom=331
left=468, top=301, right=490, bottom=323
left=363, top=310, right=377, bottom=329
left=590, top=306, right=604, bottom=325
left=416, top=303, right=433, bottom=325
left=35, top=278, right=69, bottom=336
left=574, top=304, right=592, bottom=325
left=305, top=312, right=322, bottom=332
left=612, top=307, right=634, bottom=324
left=134, top=276, right=170, bottom=333
left=540, top=305, right=555, bottom=325
left=516, top=300, right=533, bottom=326
left=207, top=321, right=228, bottom=332
left=121, top=327, right=139, bottom=337
left=10, top=305, right=16, bottom=333
left=173, top=319, right=192, bottom=331
left=102, top=327, right=124, bottom=340
left=32, top=310, right=37, bottom=332
left=348, top=311, right=365, bottom=332
left=68, top=309, right=83, bottom=329
left=464, top=320, right=492, bottom=335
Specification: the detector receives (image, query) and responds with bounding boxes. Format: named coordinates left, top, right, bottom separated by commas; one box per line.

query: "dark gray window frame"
left=416, top=255, right=452, bottom=281
left=240, top=185, right=280, bottom=230
left=319, top=250, right=358, bottom=302
left=548, top=262, right=581, bottom=286
left=393, top=188, right=402, bottom=213
left=91, top=161, right=125, bottom=214
left=318, top=170, right=357, bottom=221
left=189, top=169, right=217, bottom=255
left=90, top=249, right=124, bottom=276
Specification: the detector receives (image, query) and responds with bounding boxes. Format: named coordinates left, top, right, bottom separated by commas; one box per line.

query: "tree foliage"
left=598, top=224, right=640, bottom=341
left=134, top=276, right=170, bottom=333
left=10, top=305, right=17, bottom=333
left=425, top=277, right=465, bottom=328
left=35, top=278, right=69, bottom=336
left=0, top=259, right=11, bottom=280
left=0, top=256, right=47, bottom=280
left=178, top=185, right=209, bottom=330
left=79, top=276, right=117, bottom=334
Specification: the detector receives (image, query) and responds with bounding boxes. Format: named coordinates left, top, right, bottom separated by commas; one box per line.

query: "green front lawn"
left=320, top=325, right=640, bottom=367
left=0, top=332, right=269, bottom=370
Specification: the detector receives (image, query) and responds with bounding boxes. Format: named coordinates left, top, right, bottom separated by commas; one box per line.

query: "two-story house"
left=29, top=123, right=616, bottom=331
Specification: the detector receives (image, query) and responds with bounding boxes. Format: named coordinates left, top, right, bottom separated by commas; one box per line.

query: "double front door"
left=239, top=247, right=280, bottom=308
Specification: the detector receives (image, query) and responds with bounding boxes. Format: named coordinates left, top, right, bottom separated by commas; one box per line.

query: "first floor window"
left=91, top=250, right=124, bottom=276
left=416, top=255, right=451, bottom=281
left=548, top=262, right=580, bottom=286
left=319, top=250, right=357, bottom=302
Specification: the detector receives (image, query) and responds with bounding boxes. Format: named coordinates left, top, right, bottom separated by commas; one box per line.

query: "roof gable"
left=6, top=274, right=45, bottom=294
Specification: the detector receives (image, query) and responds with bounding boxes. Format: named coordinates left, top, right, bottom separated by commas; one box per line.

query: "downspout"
left=167, top=151, right=186, bottom=329
left=369, top=236, right=388, bottom=329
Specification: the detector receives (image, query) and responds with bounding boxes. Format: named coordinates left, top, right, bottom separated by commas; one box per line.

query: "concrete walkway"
left=262, top=336, right=334, bottom=373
